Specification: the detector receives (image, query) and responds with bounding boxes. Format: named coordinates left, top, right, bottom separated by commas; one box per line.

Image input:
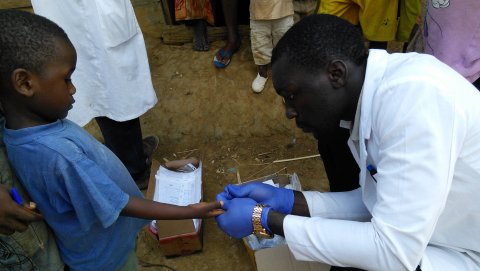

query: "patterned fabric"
left=175, top=0, right=214, bottom=25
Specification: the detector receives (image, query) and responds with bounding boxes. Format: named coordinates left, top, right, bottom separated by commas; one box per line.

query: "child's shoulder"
left=8, top=119, right=95, bottom=161
left=39, top=120, right=100, bottom=159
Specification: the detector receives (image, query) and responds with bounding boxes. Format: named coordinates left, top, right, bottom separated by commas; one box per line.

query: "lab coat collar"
left=358, top=49, right=389, bottom=141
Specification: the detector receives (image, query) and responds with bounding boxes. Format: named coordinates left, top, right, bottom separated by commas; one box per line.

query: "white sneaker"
left=252, top=73, right=268, bottom=93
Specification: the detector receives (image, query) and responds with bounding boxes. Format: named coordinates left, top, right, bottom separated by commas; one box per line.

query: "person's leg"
left=95, top=117, right=158, bottom=189
left=258, top=64, right=268, bottom=78
left=271, top=15, right=294, bottom=48
left=222, top=0, right=239, bottom=50
left=191, top=19, right=209, bottom=51
left=317, top=126, right=359, bottom=192
left=251, top=19, right=272, bottom=93
left=213, top=0, right=241, bottom=67
left=251, top=15, right=294, bottom=93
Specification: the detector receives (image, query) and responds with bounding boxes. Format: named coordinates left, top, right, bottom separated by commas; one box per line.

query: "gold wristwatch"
left=252, top=204, right=273, bottom=239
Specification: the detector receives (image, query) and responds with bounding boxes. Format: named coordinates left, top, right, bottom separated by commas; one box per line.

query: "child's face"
left=29, top=39, right=77, bottom=123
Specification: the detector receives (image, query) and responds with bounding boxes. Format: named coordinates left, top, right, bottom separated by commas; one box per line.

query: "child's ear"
left=11, top=68, right=35, bottom=97
left=327, top=60, right=348, bottom=89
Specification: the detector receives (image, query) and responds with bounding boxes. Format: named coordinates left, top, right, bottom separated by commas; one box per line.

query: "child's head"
left=0, top=9, right=77, bottom=127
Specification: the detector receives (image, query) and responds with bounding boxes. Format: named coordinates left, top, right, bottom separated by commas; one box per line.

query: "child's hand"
left=188, top=201, right=224, bottom=218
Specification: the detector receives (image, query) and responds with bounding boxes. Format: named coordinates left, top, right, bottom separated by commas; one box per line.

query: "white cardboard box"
left=145, top=159, right=203, bottom=257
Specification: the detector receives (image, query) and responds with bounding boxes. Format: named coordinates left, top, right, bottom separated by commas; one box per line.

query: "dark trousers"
left=95, top=117, right=146, bottom=179
left=318, top=126, right=360, bottom=193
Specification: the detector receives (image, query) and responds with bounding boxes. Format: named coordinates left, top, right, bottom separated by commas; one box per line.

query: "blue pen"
left=10, top=187, right=24, bottom=205
left=367, top=164, right=377, bottom=175
left=367, top=165, right=378, bottom=183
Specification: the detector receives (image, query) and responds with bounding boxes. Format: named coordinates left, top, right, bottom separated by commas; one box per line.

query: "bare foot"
left=192, top=20, right=209, bottom=51
left=214, top=39, right=241, bottom=67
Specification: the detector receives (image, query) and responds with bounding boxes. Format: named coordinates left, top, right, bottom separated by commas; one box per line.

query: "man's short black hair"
left=272, top=14, right=367, bottom=72
left=0, top=9, right=69, bottom=90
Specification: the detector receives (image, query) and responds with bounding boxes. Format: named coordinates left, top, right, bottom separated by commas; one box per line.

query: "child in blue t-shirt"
left=0, top=10, right=222, bottom=271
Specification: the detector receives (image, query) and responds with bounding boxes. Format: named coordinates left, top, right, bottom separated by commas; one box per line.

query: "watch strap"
left=252, top=204, right=273, bottom=238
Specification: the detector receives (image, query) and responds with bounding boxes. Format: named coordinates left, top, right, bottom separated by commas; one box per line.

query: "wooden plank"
left=0, top=0, right=31, bottom=9
left=161, top=24, right=250, bottom=45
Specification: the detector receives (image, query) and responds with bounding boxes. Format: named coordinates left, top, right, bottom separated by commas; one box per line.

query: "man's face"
left=272, top=56, right=351, bottom=141
left=29, top=39, right=77, bottom=122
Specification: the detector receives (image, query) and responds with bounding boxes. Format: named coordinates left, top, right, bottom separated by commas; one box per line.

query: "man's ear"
left=11, top=68, right=35, bottom=97
left=327, top=60, right=348, bottom=88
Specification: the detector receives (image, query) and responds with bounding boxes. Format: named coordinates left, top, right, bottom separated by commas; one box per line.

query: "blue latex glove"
left=215, top=193, right=257, bottom=239
left=223, top=182, right=294, bottom=214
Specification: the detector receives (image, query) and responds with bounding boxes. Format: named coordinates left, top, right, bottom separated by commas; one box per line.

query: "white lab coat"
left=31, top=0, right=158, bottom=126
left=284, top=50, right=480, bottom=271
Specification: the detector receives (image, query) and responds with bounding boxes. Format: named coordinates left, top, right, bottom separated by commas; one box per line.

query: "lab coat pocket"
left=95, top=0, right=138, bottom=47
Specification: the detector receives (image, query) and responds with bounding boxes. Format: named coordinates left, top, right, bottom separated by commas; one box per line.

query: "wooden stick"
left=176, top=148, right=198, bottom=154
left=271, top=167, right=288, bottom=176
left=231, top=157, right=241, bottom=166
left=273, top=154, right=320, bottom=163
left=246, top=162, right=272, bottom=166
left=181, top=150, right=196, bottom=159
left=245, top=162, right=274, bottom=180
left=236, top=170, right=242, bottom=184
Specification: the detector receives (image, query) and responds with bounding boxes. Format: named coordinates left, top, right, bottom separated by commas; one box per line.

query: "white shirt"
left=284, top=50, right=480, bottom=271
left=31, top=0, right=158, bottom=126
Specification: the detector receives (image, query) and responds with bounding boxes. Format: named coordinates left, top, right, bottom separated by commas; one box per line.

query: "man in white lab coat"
left=216, top=14, right=480, bottom=271
left=31, top=0, right=158, bottom=189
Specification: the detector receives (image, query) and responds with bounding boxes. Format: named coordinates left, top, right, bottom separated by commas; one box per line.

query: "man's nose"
left=70, top=83, right=76, bottom=95
left=285, top=106, right=297, bottom=119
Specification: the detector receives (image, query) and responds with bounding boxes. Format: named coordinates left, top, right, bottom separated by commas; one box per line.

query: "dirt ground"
left=84, top=30, right=329, bottom=270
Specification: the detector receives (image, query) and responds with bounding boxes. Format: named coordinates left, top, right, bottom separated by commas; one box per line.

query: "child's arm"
left=120, top=196, right=223, bottom=220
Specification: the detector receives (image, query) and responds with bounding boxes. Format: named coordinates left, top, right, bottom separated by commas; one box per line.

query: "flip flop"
left=213, top=48, right=233, bottom=69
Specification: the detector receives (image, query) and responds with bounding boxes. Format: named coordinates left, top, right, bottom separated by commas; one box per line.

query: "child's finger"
left=205, top=200, right=223, bottom=210
left=216, top=193, right=229, bottom=205
left=207, top=209, right=224, bottom=217
left=23, top=201, right=37, bottom=211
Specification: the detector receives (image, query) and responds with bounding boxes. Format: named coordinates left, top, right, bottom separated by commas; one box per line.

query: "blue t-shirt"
left=3, top=119, right=147, bottom=271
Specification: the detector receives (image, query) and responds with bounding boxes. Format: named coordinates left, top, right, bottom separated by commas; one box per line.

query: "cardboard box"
left=241, top=173, right=330, bottom=271
left=145, top=159, right=203, bottom=257
left=253, top=244, right=330, bottom=271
